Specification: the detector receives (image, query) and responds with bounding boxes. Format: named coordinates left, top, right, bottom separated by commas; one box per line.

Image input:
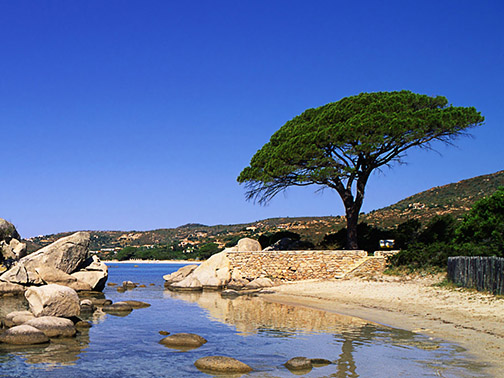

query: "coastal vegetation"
left=388, top=187, right=504, bottom=271
left=23, top=171, right=503, bottom=272
left=237, top=91, right=484, bottom=249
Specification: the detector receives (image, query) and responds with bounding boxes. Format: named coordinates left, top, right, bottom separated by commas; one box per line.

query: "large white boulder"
left=25, top=284, right=80, bottom=317
left=163, top=264, right=198, bottom=286
left=19, top=232, right=90, bottom=274
left=71, top=255, right=108, bottom=291
left=170, top=252, right=231, bottom=291
left=236, top=238, right=261, bottom=252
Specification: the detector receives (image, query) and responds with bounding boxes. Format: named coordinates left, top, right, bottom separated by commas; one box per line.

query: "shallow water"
left=0, top=263, right=490, bottom=377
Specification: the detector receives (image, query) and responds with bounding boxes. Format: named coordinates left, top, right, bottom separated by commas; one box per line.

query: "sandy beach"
left=263, top=274, right=504, bottom=376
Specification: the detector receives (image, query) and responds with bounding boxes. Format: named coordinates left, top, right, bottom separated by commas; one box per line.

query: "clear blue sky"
left=1, top=1, right=503, bottom=237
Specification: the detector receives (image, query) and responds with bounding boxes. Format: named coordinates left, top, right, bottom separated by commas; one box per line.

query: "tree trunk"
left=345, top=204, right=359, bottom=250
left=333, top=172, right=369, bottom=250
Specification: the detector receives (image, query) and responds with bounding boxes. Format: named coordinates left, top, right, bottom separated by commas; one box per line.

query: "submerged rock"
left=310, top=358, right=332, bottom=366
left=285, top=357, right=313, bottom=371
left=121, top=300, right=150, bottom=309
left=0, top=324, right=49, bottom=345
left=122, top=281, right=137, bottom=289
left=102, top=302, right=133, bottom=316
left=194, top=356, right=253, bottom=373
left=159, top=333, right=207, bottom=349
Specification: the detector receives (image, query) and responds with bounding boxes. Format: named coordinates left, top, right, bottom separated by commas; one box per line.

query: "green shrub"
left=454, top=187, right=504, bottom=257
left=320, top=223, right=392, bottom=252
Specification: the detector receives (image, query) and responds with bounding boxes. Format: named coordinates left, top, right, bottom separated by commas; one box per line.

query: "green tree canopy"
left=455, top=187, right=504, bottom=256
left=238, top=91, right=484, bottom=249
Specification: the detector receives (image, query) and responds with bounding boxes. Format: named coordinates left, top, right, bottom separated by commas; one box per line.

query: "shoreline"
left=105, top=259, right=202, bottom=264
left=262, top=275, right=504, bottom=376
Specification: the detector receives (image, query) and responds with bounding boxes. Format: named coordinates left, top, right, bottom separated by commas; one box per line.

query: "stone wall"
left=226, top=250, right=400, bottom=281
left=226, top=250, right=368, bottom=281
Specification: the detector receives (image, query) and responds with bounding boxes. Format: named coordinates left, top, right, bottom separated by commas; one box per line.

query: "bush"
left=454, top=187, right=504, bottom=257
left=320, top=223, right=392, bottom=252
left=196, top=242, right=223, bottom=260
left=258, top=231, right=301, bottom=249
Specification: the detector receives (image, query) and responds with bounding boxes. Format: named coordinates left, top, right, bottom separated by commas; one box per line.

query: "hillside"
left=24, top=170, right=504, bottom=254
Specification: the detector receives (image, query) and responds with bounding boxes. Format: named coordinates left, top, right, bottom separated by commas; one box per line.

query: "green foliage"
left=238, top=90, right=484, bottom=249
left=387, top=198, right=504, bottom=271
left=224, top=235, right=242, bottom=248
left=112, top=243, right=199, bottom=261
left=115, top=246, right=136, bottom=261
left=258, top=231, right=301, bottom=249
left=319, top=223, right=392, bottom=252
left=454, top=187, right=504, bottom=257
left=196, top=242, right=223, bottom=260
left=388, top=215, right=457, bottom=270
left=393, top=219, right=422, bottom=249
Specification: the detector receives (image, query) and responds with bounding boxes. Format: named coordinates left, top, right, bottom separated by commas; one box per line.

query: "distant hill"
left=24, top=170, right=504, bottom=253
left=362, top=170, right=504, bottom=229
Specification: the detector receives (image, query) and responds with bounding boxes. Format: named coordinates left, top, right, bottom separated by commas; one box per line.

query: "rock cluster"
left=0, top=219, right=26, bottom=269
left=164, top=238, right=275, bottom=292
left=0, top=230, right=108, bottom=294
left=0, top=281, right=151, bottom=345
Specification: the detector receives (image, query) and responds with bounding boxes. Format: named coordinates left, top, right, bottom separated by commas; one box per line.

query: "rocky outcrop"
left=0, top=218, right=21, bottom=242
left=17, top=232, right=90, bottom=274
left=0, top=219, right=26, bottom=269
left=168, top=253, right=230, bottom=291
left=71, top=255, right=108, bottom=291
left=165, top=238, right=280, bottom=291
left=0, top=231, right=108, bottom=292
left=1, top=239, right=27, bottom=261
left=194, top=356, right=252, bottom=373
left=163, top=264, right=197, bottom=287
left=0, top=324, right=49, bottom=345
left=0, top=264, right=44, bottom=285
left=34, top=266, right=92, bottom=291
left=25, top=284, right=81, bottom=317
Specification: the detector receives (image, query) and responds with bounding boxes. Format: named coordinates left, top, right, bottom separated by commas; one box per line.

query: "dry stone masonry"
left=227, top=250, right=370, bottom=281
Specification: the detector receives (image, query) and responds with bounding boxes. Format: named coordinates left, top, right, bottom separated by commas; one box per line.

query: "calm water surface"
left=0, top=263, right=490, bottom=377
